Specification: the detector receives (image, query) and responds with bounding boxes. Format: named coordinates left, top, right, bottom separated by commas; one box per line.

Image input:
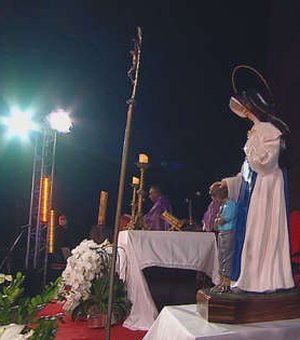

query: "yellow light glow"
left=49, top=209, right=55, bottom=253
left=138, top=153, right=149, bottom=164
left=132, top=176, right=140, bottom=185
left=40, top=176, right=50, bottom=223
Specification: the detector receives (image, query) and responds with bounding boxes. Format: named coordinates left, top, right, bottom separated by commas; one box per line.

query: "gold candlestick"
left=135, top=154, right=150, bottom=230
left=127, top=177, right=139, bottom=230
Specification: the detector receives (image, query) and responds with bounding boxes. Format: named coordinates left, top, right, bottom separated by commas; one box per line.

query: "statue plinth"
left=197, top=289, right=300, bottom=324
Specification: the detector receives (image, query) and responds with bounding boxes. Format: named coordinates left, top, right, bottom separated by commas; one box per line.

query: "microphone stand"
left=185, top=191, right=202, bottom=230
left=188, top=199, right=193, bottom=227
left=0, top=224, right=30, bottom=272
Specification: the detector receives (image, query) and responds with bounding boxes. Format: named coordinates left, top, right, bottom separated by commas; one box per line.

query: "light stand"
left=25, top=109, right=72, bottom=284
left=0, top=224, right=30, bottom=272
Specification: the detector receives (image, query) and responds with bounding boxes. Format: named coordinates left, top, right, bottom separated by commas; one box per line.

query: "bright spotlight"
left=2, top=108, right=37, bottom=141
left=47, top=109, right=72, bottom=133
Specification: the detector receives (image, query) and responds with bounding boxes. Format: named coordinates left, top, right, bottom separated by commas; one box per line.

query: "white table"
left=118, top=230, right=219, bottom=330
left=144, top=304, right=300, bottom=340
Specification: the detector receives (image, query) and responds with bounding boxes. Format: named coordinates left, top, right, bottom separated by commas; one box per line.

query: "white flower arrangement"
left=0, top=274, right=12, bottom=284
left=59, top=238, right=113, bottom=314
left=0, top=324, right=33, bottom=339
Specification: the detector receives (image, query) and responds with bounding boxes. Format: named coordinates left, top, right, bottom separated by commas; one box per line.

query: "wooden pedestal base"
left=197, top=289, right=300, bottom=324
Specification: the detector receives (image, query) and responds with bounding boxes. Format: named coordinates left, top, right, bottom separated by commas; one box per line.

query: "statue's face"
left=229, top=97, right=249, bottom=118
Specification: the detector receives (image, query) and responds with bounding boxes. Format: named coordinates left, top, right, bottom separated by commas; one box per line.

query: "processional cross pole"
left=105, top=27, right=142, bottom=340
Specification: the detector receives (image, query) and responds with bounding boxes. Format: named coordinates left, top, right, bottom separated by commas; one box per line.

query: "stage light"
left=2, top=108, right=37, bottom=141
left=49, top=209, right=55, bottom=253
left=47, top=109, right=72, bottom=133
left=40, top=176, right=50, bottom=223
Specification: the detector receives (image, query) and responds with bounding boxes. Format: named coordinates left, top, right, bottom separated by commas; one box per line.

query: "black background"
left=0, top=1, right=272, bottom=245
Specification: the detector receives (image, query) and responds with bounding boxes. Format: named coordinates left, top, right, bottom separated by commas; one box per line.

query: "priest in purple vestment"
left=144, top=185, right=172, bottom=231
left=202, top=200, right=221, bottom=232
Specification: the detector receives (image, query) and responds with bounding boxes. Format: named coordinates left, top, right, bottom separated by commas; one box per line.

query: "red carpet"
left=40, top=303, right=147, bottom=340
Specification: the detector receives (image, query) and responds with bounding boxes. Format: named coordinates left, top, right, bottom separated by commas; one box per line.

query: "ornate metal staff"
left=105, top=27, right=142, bottom=340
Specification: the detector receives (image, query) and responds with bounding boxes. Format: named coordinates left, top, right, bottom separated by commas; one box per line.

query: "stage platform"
left=39, top=302, right=146, bottom=340
left=143, top=304, right=300, bottom=340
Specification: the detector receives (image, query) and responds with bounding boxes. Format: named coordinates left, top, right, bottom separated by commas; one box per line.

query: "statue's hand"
left=209, top=180, right=227, bottom=194
left=220, top=180, right=228, bottom=188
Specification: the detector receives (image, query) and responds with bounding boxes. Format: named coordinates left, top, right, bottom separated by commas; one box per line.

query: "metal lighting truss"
left=25, top=127, right=57, bottom=284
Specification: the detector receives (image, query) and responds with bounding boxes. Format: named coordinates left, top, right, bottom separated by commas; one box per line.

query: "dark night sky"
left=0, top=0, right=271, bottom=243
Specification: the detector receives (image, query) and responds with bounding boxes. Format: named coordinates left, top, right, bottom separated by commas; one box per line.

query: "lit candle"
left=139, top=153, right=149, bottom=164
left=132, top=176, right=140, bottom=185
left=98, top=191, right=108, bottom=225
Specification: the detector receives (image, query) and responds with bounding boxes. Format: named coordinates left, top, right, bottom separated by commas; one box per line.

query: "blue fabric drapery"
left=231, top=164, right=256, bottom=281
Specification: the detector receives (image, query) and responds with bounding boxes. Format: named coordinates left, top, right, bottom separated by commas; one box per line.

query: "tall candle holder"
left=134, top=154, right=150, bottom=230
left=127, top=177, right=139, bottom=230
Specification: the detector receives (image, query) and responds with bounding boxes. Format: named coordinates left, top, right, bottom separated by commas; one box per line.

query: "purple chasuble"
left=144, top=195, right=172, bottom=231
left=202, top=200, right=221, bottom=231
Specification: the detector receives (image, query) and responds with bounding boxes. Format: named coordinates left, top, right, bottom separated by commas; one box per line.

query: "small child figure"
left=209, top=183, right=237, bottom=293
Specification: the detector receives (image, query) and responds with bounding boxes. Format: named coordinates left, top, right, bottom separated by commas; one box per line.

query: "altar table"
left=143, top=304, right=300, bottom=340
left=118, top=230, right=219, bottom=330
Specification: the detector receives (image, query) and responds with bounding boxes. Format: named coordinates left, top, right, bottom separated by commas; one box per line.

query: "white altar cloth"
left=143, top=304, right=300, bottom=340
left=118, top=230, right=219, bottom=330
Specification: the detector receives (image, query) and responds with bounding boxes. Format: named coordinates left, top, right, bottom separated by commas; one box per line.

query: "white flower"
left=59, top=238, right=114, bottom=314
left=0, top=274, right=13, bottom=284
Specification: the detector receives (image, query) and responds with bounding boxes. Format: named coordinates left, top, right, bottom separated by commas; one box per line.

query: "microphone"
left=184, top=191, right=202, bottom=203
